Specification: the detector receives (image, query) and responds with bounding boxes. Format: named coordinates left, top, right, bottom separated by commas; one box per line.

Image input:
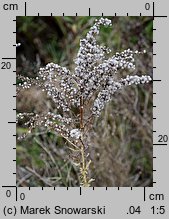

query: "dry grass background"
left=16, top=16, right=152, bottom=187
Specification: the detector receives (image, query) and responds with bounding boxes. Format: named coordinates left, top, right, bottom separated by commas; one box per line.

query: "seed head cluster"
left=17, top=17, right=152, bottom=139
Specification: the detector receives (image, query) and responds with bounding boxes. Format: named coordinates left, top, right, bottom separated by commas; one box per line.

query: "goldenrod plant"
left=17, top=18, right=152, bottom=187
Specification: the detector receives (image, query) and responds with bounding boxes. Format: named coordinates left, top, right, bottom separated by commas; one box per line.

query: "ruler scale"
left=0, top=0, right=168, bottom=218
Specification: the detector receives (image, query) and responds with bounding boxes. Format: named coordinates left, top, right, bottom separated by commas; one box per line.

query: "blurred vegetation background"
left=16, top=16, right=153, bottom=187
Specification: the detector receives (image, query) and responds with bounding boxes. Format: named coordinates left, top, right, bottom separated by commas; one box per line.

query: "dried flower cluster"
left=17, top=18, right=152, bottom=187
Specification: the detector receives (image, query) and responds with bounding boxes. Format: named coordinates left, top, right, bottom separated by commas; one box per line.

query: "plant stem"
left=80, top=140, right=88, bottom=186
left=79, top=95, right=90, bottom=186
left=80, top=96, right=84, bottom=129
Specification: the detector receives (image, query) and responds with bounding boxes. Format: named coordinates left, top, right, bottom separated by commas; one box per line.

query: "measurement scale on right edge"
left=0, top=0, right=169, bottom=218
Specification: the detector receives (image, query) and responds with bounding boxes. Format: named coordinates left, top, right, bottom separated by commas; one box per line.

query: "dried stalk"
left=79, top=95, right=91, bottom=186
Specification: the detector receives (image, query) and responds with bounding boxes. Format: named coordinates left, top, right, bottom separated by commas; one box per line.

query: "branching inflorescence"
left=17, top=18, right=152, bottom=187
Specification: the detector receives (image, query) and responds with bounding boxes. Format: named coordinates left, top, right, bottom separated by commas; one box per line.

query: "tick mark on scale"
left=2, top=57, right=16, bottom=60
left=25, top=2, right=27, bottom=16
left=89, top=8, right=90, bottom=16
